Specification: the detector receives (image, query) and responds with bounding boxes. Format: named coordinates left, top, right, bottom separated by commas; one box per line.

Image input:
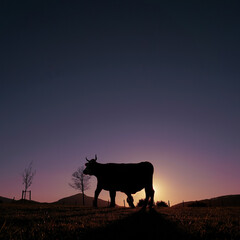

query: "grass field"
left=0, top=203, right=239, bottom=240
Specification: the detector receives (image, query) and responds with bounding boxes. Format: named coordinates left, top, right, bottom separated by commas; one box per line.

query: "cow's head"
left=83, top=154, right=98, bottom=176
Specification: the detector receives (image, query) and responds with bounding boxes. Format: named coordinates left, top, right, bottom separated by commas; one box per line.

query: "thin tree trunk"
left=82, top=180, right=85, bottom=206
left=82, top=191, right=85, bottom=206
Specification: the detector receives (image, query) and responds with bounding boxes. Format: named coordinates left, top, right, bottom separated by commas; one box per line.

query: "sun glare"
left=153, top=177, right=167, bottom=203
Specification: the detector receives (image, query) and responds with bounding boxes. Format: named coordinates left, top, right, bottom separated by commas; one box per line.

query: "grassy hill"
left=0, top=196, right=13, bottom=203
left=173, top=194, right=240, bottom=207
left=54, top=193, right=109, bottom=207
left=0, top=194, right=109, bottom=207
left=1, top=203, right=240, bottom=240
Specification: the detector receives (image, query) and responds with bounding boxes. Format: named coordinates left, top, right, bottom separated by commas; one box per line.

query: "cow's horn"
left=86, top=157, right=90, bottom=162
left=95, top=154, right=97, bottom=161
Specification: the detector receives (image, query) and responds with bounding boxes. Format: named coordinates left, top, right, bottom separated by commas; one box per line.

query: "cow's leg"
left=93, top=186, right=102, bottom=207
left=144, top=188, right=150, bottom=208
left=144, top=187, right=155, bottom=208
left=109, top=190, right=116, bottom=207
left=149, top=188, right=155, bottom=208
left=126, top=193, right=135, bottom=208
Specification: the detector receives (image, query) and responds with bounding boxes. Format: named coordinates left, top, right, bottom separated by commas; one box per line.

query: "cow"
left=83, top=155, right=154, bottom=208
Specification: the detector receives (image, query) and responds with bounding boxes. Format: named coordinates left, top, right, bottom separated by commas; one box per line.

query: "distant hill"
left=53, top=193, right=110, bottom=207
left=0, top=196, right=13, bottom=203
left=0, top=196, right=40, bottom=204
left=173, top=194, right=240, bottom=208
left=15, top=199, right=40, bottom=204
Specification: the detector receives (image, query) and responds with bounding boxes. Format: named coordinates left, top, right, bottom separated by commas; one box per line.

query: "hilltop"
left=53, top=193, right=109, bottom=207
left=0, top=196, right=13, bottom=203
left=0, top=194, right=109, bottom=207
left=2, top=194, right=239, bottom=207
left=173, top=194, right=240, bottom=207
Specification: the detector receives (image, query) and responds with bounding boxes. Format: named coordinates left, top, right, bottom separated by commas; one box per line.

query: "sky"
left=1, top=0, right=240, bottom=206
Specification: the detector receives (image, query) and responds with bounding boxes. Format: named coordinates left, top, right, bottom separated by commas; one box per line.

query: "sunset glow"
left=1, top=1, right=240, bottom=206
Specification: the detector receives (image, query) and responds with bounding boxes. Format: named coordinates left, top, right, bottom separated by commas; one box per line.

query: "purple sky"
left=1, top=0, right=240, bottom=206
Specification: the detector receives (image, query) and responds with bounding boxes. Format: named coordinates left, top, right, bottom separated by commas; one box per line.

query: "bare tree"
left=22, top=161, right=36, bottom=200
left=69, top=166, right=91, bottom=205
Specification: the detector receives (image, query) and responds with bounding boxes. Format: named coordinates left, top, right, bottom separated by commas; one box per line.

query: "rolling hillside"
left=0, top=196, right=13, bottom=203
left=54, top=193, right=110, bottom=207
left=0, top=194, right=109, bottom=206
left=173, top=194, right=240, bottom=207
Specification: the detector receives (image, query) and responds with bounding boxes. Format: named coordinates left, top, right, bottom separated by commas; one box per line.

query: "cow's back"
left=97, top=161, right=154, bottom=193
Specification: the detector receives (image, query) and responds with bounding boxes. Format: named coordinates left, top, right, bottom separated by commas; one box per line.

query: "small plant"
left=156, top=201, right=168, bottom=207
left=137, top=199, right=145, bottom=207
left=137, top=198, right=155, bottom=207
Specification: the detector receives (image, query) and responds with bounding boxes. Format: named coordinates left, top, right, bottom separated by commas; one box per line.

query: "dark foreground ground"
left=0, top=203, right=239, bottom=240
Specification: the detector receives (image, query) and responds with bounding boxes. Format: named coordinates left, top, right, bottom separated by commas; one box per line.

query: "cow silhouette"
left=83, top=155, right=154, bottom=208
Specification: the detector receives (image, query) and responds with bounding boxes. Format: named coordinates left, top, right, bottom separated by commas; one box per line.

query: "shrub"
left=156, top=201, right=168, bottom=207
left=137, top=199, right=155, bottom=207
left=137, top=199, right=146, bottom=207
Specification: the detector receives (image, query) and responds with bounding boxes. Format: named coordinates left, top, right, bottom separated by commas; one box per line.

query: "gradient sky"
left=1, top=0, right=240, bottom=206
